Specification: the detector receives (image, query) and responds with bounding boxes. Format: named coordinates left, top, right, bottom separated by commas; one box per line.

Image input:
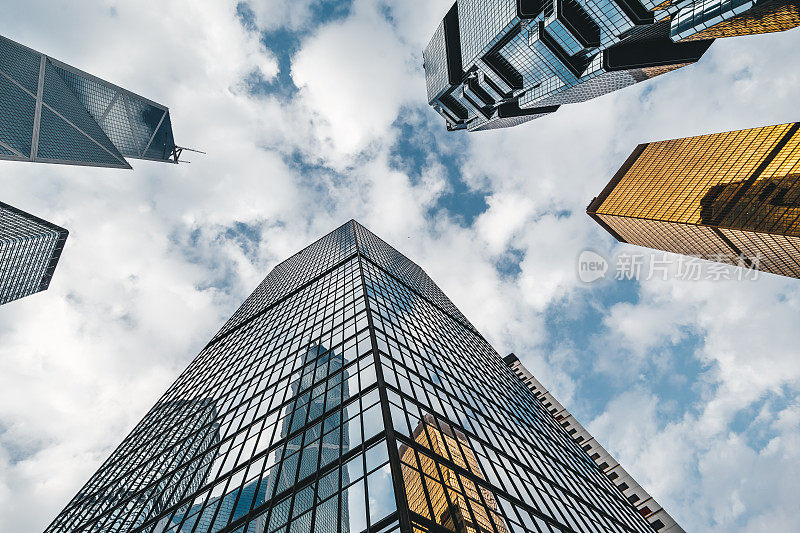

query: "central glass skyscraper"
left=47, top=221, right=672, bottom=532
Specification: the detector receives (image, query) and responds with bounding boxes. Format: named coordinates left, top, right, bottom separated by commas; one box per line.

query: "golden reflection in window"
left=680, top=2, right=800, bottom=41
left=399, top=415, right=508, bottom=533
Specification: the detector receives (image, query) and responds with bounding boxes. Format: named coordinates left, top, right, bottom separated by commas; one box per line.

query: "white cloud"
left=290, top=0, right=422, bottom=160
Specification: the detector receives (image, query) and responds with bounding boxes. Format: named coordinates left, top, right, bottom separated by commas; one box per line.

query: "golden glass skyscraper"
left=674, top=0, right=800, bottom=41
left=588, top=122, right=800, bottom=278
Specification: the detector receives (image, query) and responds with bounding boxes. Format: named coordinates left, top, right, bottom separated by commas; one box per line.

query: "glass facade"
left=46, top=221, right=661, bottom=533
left=0, top=34, right=179, bottom=169
left=423, top=0, right=798, bottom=131
left=504, top=355, right=683, bottom=533
left=588, top=122, right=800, bottom=278
left=0, top=200, right=68, bottom=306
left=673, top=0, right=800, bottom=41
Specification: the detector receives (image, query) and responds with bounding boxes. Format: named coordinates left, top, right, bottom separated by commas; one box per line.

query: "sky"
left=0, top=1, right=799, bottom=531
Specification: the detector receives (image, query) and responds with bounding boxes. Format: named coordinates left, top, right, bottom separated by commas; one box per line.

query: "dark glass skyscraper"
left=47, top=221, right=665, bottom=532
left=0, top=200, right=68, bottom=306
left=0, top=34, right=181, bottom=169
left=424, top=0, right=799, bottom=131
left=588, top=122, right=800, bottom=279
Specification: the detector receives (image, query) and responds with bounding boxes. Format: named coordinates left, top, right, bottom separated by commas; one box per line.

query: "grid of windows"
left=214, top=223, right=358, bottom=340
left=354, top=224, right=477, bottom=335
left=0, top=33, right=178, bottom=168
left=589, top=122, right=800, bottom=279
left=502, top=355, right=684, bottom=533
left=364, top=260, right=654, bottom=532
left=0, top=200, right=68, bottom=306
left=37, top=106, right=125, bottom=167
left=46, top=221, right=660, bottom=533
left=42, top=60, right=124, bottom=160
left=0, top=71, right=36, bottom=157
left=594, top=124, right=797, bottom=224
left=458, top=0, right=519, bottom=67
left=0, top=34, right=42, bottom=94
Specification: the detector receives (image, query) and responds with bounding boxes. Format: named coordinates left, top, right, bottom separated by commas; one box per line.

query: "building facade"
left=0, top=200, right=68, bottom=306
left=423, top=0, right=799, bottom=131
left=587, top=122, right=800, bottom=279
left=66, top=399, right=221, bottom=533
left=0, top=34, right=180, bottom=169
left=504, top=354, right=682, bottom=533
left=47, top=220, right=667, bottom=533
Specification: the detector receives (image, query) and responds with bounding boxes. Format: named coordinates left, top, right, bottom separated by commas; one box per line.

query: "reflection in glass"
left=700, top=175, right=800, bottom=234
left=400, top=415, right=507, bottom=533
left=78, top=399, right=220, bottom=532
left=264, top=343, right=351, bottom=531
left=47, top=221, right=664, bottom=533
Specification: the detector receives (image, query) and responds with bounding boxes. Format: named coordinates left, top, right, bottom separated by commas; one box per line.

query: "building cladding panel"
left=46, top=221, right=662, bottom=533
left=503, top=354, right=684, bottom=533
left=588, top=122, right=800, bottom=279
left=424, top=0, right=798, bottom=131
left=0, top=34, right=178, bottom=168
left=0, top=200, right=68, bottom=306
left=424, top=21, right=452, bottom=102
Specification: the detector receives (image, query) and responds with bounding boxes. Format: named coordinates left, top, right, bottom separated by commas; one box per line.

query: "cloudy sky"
left=1, top=1, right=799, bottom=531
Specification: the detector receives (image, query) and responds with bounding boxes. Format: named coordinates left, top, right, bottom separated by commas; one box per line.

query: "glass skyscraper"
left=588, top=122, right=800, bottom=279
left=0, top=34, right=180, bottom=169
left=0, top=200, right=68, bottom=306
left=423, top=0, right=799, bottom=131
left=47, top=221, right=667, bottom=532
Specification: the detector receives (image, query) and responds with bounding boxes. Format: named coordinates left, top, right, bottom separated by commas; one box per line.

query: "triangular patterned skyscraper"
left=0, top=34, right=180, bottom=169
left=46, top=221, right=677, bottom=533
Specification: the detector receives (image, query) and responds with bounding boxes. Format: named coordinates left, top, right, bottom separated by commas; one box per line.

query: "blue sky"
left=0, top=1, right=799, bottom=531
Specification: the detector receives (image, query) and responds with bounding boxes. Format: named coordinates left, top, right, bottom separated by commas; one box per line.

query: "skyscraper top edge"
left=641, top=120, right=800, bottom=145
left=0, top=199, right=69, bottom=238
left=589, top=120, right=800, bottom=217
left=587, top=143, right=650, bottom=215
left=210, top=219, right=479, bottom=346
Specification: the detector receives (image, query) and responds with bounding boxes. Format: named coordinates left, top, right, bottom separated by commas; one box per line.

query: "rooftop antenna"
left=170, top=146, right=206, bottom=164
